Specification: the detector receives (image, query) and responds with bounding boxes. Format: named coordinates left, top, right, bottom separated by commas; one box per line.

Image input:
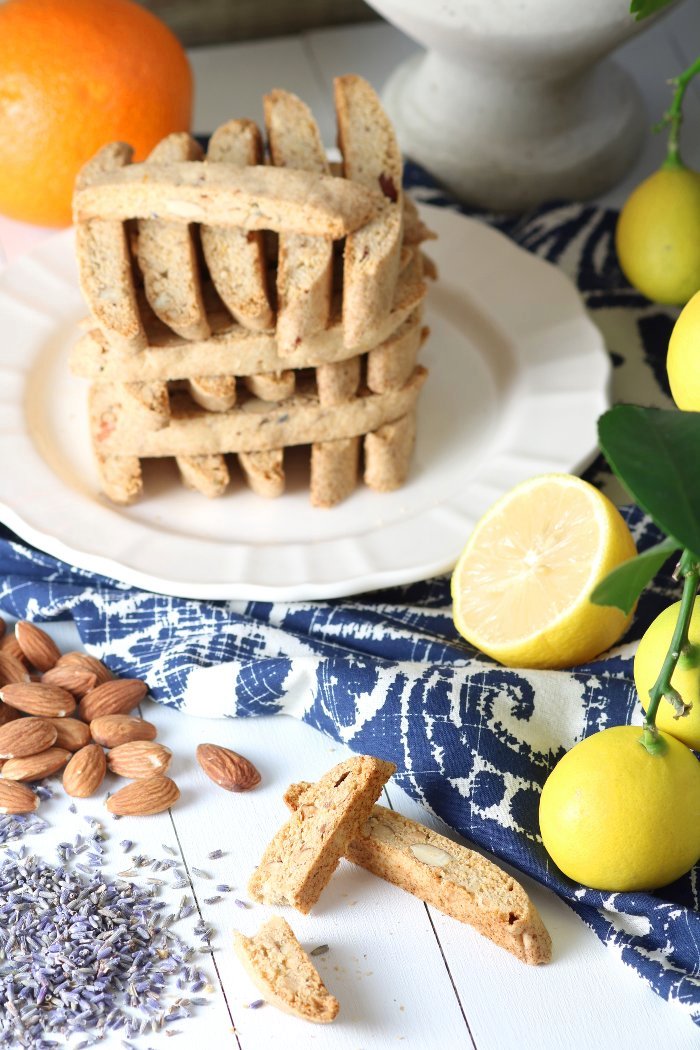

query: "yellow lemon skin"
left=451, top=474, right=636, bottom=670
left=667, top=289, right=700, bottom=410
left=634, top=600, right=700, bottom=751
left=539, top=725, right=700, bottom=891
left=616, top=166, right=700, bottom=306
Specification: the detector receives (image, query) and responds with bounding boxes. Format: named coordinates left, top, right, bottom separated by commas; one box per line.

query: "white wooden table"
left=1, top=7, right=700, bottom=1048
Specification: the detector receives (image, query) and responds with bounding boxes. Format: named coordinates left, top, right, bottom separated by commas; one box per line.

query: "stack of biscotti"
left=70, top=75, right=435, bottom=507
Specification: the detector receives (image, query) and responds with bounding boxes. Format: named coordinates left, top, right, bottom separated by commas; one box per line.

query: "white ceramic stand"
left=366, top=0, right=661, bottom=210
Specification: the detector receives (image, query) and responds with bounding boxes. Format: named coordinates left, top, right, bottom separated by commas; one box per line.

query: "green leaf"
left=630, top=0, right=676, bottom=20
left=598, top=406, right=700, bottom=558
left=590, top=538, right=680, bottom=613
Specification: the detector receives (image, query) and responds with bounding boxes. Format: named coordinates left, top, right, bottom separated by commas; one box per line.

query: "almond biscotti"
left=249, top=755, right=395, bottom=913
left=285, top=784, right=552, bottom=966
left=233, top=916, right=339, bottom=1023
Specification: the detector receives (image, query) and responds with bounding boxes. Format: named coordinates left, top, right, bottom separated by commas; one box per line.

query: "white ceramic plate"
left=0, top=204, right=609, bottom=600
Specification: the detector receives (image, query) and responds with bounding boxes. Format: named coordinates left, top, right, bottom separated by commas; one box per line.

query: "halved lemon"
left=451, top=474, right=637, bottom=669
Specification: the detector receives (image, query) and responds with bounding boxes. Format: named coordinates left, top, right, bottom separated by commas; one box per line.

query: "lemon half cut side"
left=451, top=474, right=637, bottom=669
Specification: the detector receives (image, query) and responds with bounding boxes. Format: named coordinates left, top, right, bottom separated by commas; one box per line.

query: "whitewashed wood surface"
left=1, top=7, right=700, bottom=1048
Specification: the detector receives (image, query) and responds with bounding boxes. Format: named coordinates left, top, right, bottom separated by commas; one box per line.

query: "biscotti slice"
left=244, top=371, right=295, bottom=402
left=335, top=75, right=404, bottom=349
left=264, top=90, right=333, bottom=354
left=74, top=142, right=146, bottom=356
left=188, top=375, right=237, bottom=413
left=119, top=380, right=170, bottom=431
left=366, top=312, right=426, bottom=394
left=310, top=436, right=360, bottom=508
left=238, top=449, right=285, bottom=498
left=285, top=785, right=552, bottom=966
left=364, top=411, right=417, bottom=492
left=95, top=453, right=143, bottom=505
left=73, top=162, right=379, bottom=238
left=137, top=134, right=210, bottom=341
left=402, top=196, right=437, bottom=246
left=248, top=755, right=395, bottom=913
left=201, top=120, right=274, bottom=332
left=176, top=454, right=230, bottom=497
left=233, top=916, right=339, bottom=1023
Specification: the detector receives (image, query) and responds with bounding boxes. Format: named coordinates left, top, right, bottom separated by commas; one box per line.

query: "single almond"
left=78, top=679, right=148, bottom=722
left=107, top=741, right=171, bottom=779
left=0, top=616, right=5, bottom=640
left=90, top=714, right=157, bottom=748
left=0, top=652, right=30, bottom=687
left=1, top=746, right=71, bottom=781
left=106, top=774, right=180, bottom=816
left=48, top=717, right=92, bottom=752
left=0, top=717, right=58, bottom=759
left=56, top=652, right=112, bottom=685
left=0, top=682, right=76, bottom=718
left=0, top=701, right=23, bottom=727
left=42, top=666, right=97, bottom=698
left=0, top=634, right=27, bottom=665
left=14, top=621, right=61, bottom=672
left=0, top=781, right=38, bottom=814
left=63, top=744, right=107, bottom=798
left=196, top=743, right=261, bottom=792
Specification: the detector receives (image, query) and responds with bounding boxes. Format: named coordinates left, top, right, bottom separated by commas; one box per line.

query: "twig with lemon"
left=451, top=299, right=700, bottom=892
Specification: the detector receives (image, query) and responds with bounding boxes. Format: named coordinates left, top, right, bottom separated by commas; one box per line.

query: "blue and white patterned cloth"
left=1, top=168, right=698, bottom=1024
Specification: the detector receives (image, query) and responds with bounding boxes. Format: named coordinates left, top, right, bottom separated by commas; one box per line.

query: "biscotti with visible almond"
left=233, top=916, right=339, bottom=1023
left=248, top=754, right=395, bottom=913
left=285, top=784, right=552, bottom=966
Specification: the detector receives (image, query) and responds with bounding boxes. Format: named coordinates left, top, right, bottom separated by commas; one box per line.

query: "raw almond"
left=196, top=743, right=261, bottom=792
left=1, top=746, right=71, bottom=781
left=0, top=701, right=23, bottom=727
left=14, top=621, right=61, bottom=672
left=0, top=781, right=38, bottom=814
left=63, top=744, right=107, bottom=798
left=0, top=634, right=26, bottom=665
left=42, top=666, right=97, bottom=698
left=107, top=741, right=171, bottom=778
left=78, top=679, right=148, bottom=722
left=106, top=774, right=180, bottom=816
left=0, top=682, right=76, bottom=718
left=48, top=717, right=92, bottom=752
left=0, top=616, right=5, bottom=640
left=91, top=714, right=157, bottom=748
left=0, top=717, right=58, bottom=759
left=57, top=651, right=112, bottom=685
left=0, top=652, right=30, bottom=687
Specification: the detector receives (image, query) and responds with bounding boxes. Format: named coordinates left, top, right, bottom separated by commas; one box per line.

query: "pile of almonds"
left=0, top=617, right=261, bottom=818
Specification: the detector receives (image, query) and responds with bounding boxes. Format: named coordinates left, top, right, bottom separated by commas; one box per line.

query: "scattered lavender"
left=207, top=850, right=225, bottom=861
left=0, top=812, right=48, bottom=848
left=246, top=999, right=265, bottom=1010
left=162, top=845, right=178, bottom=857
left=0, top=848, right=213, bottom=1048
left=309, top=944, right=329, bottom=957
left=215, top=885, right=232, bottom=894
left=190, top=868, right=210, bottom=880
left=203, top=896, right=221, bottom=906
left=234, top=899, right=251, bottom=910
left=119, top=840, right=133, bottom=853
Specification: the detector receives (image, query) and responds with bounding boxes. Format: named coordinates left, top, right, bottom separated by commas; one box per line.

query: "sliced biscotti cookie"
left=74, top=162, right=379, bottom=238
left=248, top=755, right=395, bottom=913
left=264, top=90, right=333, bottom=354
left=285, top=785, right=552, bottom=966
left=364, top=411, right=416, bottom=492
left=176, top=454, right=229, bottom=497
left=136, top=133, right=210, bottom=341
left=74, top=142, right=146, bottom=356
left=238, top=449, right=285, bottom=498
left=366, top=312, right=426, bottom=393
left=335, top=74, right=404, bottom=349
left=201, top=120, right=274, bottom=332
left=234, top=916, right=339, bottom=1023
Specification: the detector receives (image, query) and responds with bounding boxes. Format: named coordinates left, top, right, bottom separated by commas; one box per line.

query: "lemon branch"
left=658, top=56, right=700, bottom=169
left=641, top=549, right=699, bottom=754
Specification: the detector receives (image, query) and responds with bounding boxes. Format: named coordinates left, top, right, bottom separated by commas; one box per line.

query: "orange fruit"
left=0, top=0, right=193, bottom=226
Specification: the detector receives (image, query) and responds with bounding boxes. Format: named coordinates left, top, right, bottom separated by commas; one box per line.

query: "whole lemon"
left=539, top=725, right=700, bottom=890
left=0, top=0, right=192, bottom=226
left=667, top=289, right=700, bottom=410
left=616, top=166, right=700, bottom=306
left=634, top=600, right=700, bottom=750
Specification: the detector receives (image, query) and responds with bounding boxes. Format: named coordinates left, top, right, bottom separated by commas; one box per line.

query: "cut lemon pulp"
left=451, top=474, right=637, bottom=669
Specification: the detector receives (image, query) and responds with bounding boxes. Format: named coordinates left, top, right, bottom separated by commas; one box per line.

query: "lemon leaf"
left=630, top=0, right=675, bottom=21
left=598, top=406, right=700, bottom=558
left=590, top=538, right=680, bottom=613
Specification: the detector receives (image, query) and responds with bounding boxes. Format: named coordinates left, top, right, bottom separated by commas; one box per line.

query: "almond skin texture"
left=0, top=781, right=39, bottom=814
left=0, top=682, right=76, bottom=717
left=56, top=652, right=112, bottom=685
left=0, top=653, right=30, bottom=687
left=106, top=775, right=180, bottom=816
left=42, top=666, right=98, bottom=698
left=107, top=741, right=171, bottom=779
left=48, top=717, right=92, bottom=752
left=15, top=621, right=61, bottom=672
left=0, top=617, right=5, bottom=640
left=0, top=702, right=23, bottom=727
left=78, top=679, right=148, bottom=722
left=196, top=743, right=261, bottom=792
left=90, top=714, right=157, bottom=748
left=63, top=744, right=107, bottom=798
left=0, top=635, right=27, bottom=665
left=1, top=746, right=71, bottom=781
left=0, top=717, right=58, bottom=759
